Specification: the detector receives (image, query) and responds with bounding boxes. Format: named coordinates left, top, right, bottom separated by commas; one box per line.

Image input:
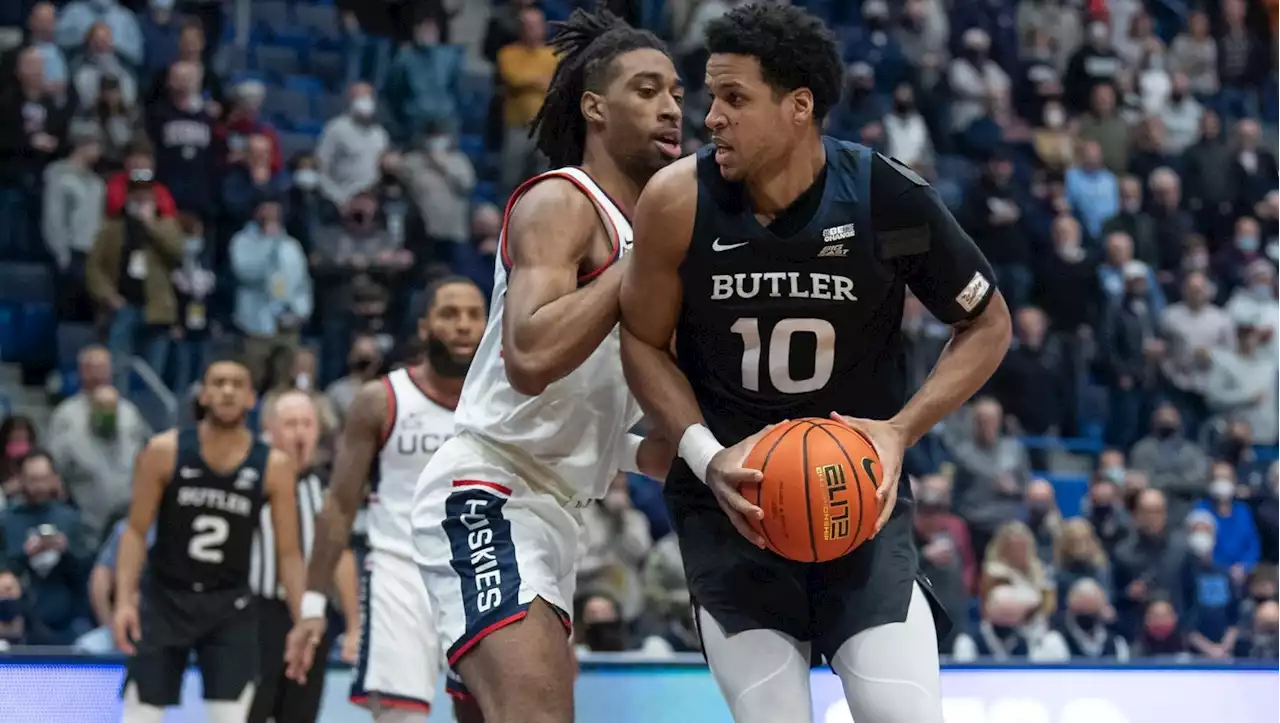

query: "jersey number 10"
left=188, top=515, right=230, bottom=564
left=730, top=317, right=835, bottom=394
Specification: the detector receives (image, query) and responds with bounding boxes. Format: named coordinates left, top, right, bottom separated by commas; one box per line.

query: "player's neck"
left=580, top=140, right=645, bottom=218
left=745, top=132, right=826, bottom=218
left=412, top=364, right=463, bottom=410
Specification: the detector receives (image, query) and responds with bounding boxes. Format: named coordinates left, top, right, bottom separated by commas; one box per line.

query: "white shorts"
left=349, top=548, right=441, bottom=713
left=412, top=437, right=578, bottom=698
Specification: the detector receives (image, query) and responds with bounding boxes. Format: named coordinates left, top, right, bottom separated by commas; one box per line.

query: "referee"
left=249, top=389, right=361, bottom=723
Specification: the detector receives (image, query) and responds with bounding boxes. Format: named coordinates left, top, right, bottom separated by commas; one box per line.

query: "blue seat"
left=262, top=87, right=313, bottom=129
left=250, top=1, right=291, bottom=35
left=0, top=262, right=54, bottom=304
left=308, top=50, right=345, bottom=90
left=254, top=44, right=301, bottom=81
left=294, top=4, right=343, bottom=49
left=12, top=302, right=55, bottom=365
left=56, top=322, right=95, bottom=372
left=1044, top=473, right=1089, bottom=518
left=278, top=131, right=318, bottom=159
left=315, top=91, right=346, bottom=121
left=283, top=74, right=324, bottom=96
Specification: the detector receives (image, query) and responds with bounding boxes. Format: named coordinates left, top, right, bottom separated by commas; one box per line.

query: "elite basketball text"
left=817, top=464, right=851, bottom=541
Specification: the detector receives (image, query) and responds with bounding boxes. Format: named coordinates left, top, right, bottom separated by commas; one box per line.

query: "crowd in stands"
left=0, top=0, right=1276, bottom=664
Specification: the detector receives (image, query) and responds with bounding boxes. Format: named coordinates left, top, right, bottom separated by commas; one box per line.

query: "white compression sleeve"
left=828, top=582, right=944, bottom=723
left=204, top=683, right=255, bottom=723
left=119, top=682, right=166, bottom=723
left=697, top=607, right=815, bottom=723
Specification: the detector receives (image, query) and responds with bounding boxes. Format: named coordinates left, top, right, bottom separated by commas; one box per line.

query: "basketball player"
left=619, top=5, right=1013, bottom=723
left=283, top=276, right=488, bottom=722
left=113, top=356, right=307, bottom=723
left=401, top=9, right=678, bottom=723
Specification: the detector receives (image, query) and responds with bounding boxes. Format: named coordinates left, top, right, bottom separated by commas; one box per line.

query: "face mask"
left=5, top=440, right=30, bottom=459
left=1188, top=530, right=1215, bottom=557
left=583, top=620, right=626, bottom=652
left=427, top=136, right=451, bottom=152
left=1074, top=613, right=1100, bottom=629
left=1123, top=199, right=1143, bottom=215
left=183, top=235, right=203, bottom=257
left=349, top=356, right=377, bottom=375
left=294, top=373, right=311, bottom=392
left=1146, top=620, right=1176, bottom=639
left=0, top=597, right=20, bottom=623
left=350, top=96, right=375, bottom=119
left=1208, top=478, right=1235, bottom=500
left=1044, top=108, right=1065, bottom=128
left=894, top=99, right=914, bottom=114
left=1251, top=283, right=1272, bottom=298
left=990, top=624, right=1019, bottom=639
left=294, top=169, right=318, bottom=190
left=90, top=410, right=118, bottom=438
left=1238, top=235, right=1260, bottom=253
left=1103, top=466, right=1125, bottom=484
left=1153, top=424, right=1178, bottom=440
left=1251, top=591, right=1277, bottom=604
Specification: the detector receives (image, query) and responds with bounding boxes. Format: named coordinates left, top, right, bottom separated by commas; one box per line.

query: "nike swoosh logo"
left=711, top=238, right=748, bottom=252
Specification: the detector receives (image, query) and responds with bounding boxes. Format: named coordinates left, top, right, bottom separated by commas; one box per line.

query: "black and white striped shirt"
left=251, top=470, right=326, bottom=599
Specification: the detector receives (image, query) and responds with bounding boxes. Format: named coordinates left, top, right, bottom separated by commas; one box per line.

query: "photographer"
left=0, top=450, right=93, bottom=646
left=85, top=168, right=184, bottom=389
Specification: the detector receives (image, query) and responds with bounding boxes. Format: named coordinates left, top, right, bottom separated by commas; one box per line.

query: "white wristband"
left=620, top=434, right=644, bottom=474
left=678, top=424, right=724, bottom=484
left=300, top=590, right=327, bottom=620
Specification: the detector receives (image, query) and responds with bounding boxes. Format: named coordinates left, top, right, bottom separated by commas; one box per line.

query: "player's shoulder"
left=265, top=447, right=297, bottom=474
left=145, top=428, right=182, bottom=456
left=637, top=154, right=699, bottom=212
left=506, top=171, right=600, bottom=228
left=349, top=376, right=393, bottom=424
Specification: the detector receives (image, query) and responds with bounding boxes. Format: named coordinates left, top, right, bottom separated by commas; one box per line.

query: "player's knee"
left=454, top=600, right=574, bottom=723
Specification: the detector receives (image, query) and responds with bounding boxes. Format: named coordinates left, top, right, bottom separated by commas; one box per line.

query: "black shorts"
left=667, top=480, right=952, bottom=662
left=122, top=582, right=260, bottom=707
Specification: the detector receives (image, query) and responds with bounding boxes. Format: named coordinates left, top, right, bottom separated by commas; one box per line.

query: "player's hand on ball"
left=112, top=602, right=141, bottom=655
left=828, top=413, right=907, bottom=534
left=284, top=617, right=327, bottom=684
left=707, top=424, right=779, bottom=548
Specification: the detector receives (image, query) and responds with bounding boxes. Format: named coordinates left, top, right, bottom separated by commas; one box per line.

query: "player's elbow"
left=503, top=351, right=553, bottom=396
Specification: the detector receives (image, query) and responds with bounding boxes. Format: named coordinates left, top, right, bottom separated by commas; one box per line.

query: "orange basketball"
left=742, top=418, right=881, bottom=563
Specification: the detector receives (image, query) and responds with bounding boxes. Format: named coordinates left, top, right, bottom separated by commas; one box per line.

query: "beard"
left=426, top=336, right=474, bottom=379
left=203, top=406, right=247, bottom=429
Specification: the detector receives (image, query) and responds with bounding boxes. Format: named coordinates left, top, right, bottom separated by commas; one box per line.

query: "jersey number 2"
left=188, top=515, right=230, bottom=564
left=730, top=317, right=835, bottom=394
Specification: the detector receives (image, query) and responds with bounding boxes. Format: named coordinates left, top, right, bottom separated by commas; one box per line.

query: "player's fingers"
left=724, top=467, right=764, bottom=485
left=722, top=504, right=765, bottom=548
left=721, top=484, right=763, bottom=520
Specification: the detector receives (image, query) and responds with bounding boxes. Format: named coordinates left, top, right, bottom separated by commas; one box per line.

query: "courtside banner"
left=0, top=655, right=1275, bottom=722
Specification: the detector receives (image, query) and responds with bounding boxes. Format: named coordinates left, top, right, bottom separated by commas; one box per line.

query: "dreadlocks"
left=529, top=5, right=669, bottom=168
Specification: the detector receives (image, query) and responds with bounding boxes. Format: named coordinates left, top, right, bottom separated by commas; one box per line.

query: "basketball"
left=742, top=418, right=882, bottom=563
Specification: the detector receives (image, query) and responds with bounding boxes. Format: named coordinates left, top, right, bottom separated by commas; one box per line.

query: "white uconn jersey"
left=454, top=167, right=642, bottom=502
left=369, top=368, right=456, bottom=557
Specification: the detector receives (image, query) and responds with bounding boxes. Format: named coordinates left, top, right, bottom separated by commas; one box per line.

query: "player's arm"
left=264, top=449, right=305, bottom=618
left=501, top=178, right=628, bottom=395
left=879, top=154, right=1013, bottom=445
left=113, top=430, right=177, bottom=653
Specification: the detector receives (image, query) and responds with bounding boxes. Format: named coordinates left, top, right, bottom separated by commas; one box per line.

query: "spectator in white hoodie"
left=1205, top=318, right=1279, bottom=445
left=315, top=81, right=389, bottom=211
left=883, top=83, right=934, bottom=171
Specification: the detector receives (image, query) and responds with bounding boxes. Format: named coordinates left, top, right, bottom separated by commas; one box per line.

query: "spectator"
left=1161, top=271, right=1236, bottom=414
left=86, top=169, right=183, bottom=388
left=1182, top=111, right=1233, bottom=231
left=1113, top=489, right=1189, bottom=636
left=316, top=82, right=390, bottom=210
left=964, top=150, right=1029, bottom=307
left=1065, top=139, right=1120, bottom=242
left=952, top=584, right=1069, bottom=662
left=1238, top=600, right=1279, bottom=659
left=1216, top=0, right=1265, bottom=120
left=1194, top=460, right=1262, bottom=586
left=55, top=0, right=143, bottom=68
left=1132, top=597, right=1189, bottom=657
left=980, top=521, right=1056, bottom=621
left=495, top=6, right=554, bottom=190
left=1224, top=260, right=1278, bottom=349
left=323, top=333, right=383, bottom=418
left=1159, top=74, right=1204, bottom=156
left=1131, top=403, right=1213, bottom=521
left=1146, top=167, right=1196, bottom=278
left=952, top=398, right=1034, bottom=554
left=0, top=450, right=93, bottom=645
left=912, top=474, right=976, bottom=646
left=46, top=384, right=148, bottom=541
left=221, top=132, right=287, bottom=227
left=1182, top=510, right=1240, bottom=658
left=1016, top=0, right=1080, bottom=72
left=70, top=22, right=137, bottom=109
left=1077, top=84, right=1130, bottom=176
left=826, top=62, right=887, bottom=145
left=1034, top=215, right=1101, bottom=335
left=1064, top=20, right=1122, bottom=113
left=1168, top=11, right=1218, bottom=98
left=104, top=141, right=176, bottom=218
left=1053, top=517, right=1113, bottom=603
left=574, top=591, right=629, bottom=653
left=216, top=80, right=281, bottom=174
left=639, top=534, right=697, bottom=655
left=389, top=119, right=476, bottom=248
left=1100, top=259, right=1165, bottom=447
left=947, top=28, right=1010, bottom=134
left=1127, top=117, right=1178, bottom=183
left=167, top=213, right=215, bottom=395
left=1030, top=100, right=1074, bottom=172
left=1218, top=218, right=1268, bottom=290
left=230, top=196, right=314, bottom=386
left=74, top=517, right=154, bottom=654
left=1204, top=317, right=1279, bottom=445
left=1229, top=119, right=1279, bottom=214
left=0, top=3, right=69, bottom=99
left=82, top=74, right=143, bottom=173
left=1238, top=567, right=1279, bottom=640
left=843, top=0, right=906, bottom=92
left=145, top=60, right=217, bottom=220
left=1102, top=177, right=1160, bottom=267
left=138, top=0, right=182, bottom=86
left=894, top=0, right=949, bottom=98
left=42, top=121, right=104, bottom=281
left=384, top=10, right=463, bottom=145
left=143, top=18, right=223, bottom=109
left=341, top=8, right=392, bottom=91
left=0, top=47, right=72, bottom=261
left=994, top=306, right=1072, bottom=436
left=0, top=416, right=38, bottom=504
left=579, top=473, right=653, bottom=621
left=48, top=346, right=138, bottom=436
left=1055, top=577, right=1129, bottom=661
left=1025, top=479, right=1063, bottom=563
left=1082, top=474, right=1134, bottom=555
left=1099, top=229, right=1165, bottom=311
left=0, top=571, right=38, bottom=649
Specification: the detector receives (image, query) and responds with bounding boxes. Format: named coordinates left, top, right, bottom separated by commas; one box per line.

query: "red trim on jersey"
left=377, top=375, right=397, bottom=448
left=448, top=610, right=529, bottom=666
left=498, top=169, right=622, bottom=283
left=348, top=694, right=431, bottom=713
left=451, top=479, right=513, bottom=496
left=407, top=366, right=459, bottom=411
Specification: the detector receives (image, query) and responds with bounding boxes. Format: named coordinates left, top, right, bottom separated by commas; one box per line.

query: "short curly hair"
left=704, top=2, right=843, bottom=122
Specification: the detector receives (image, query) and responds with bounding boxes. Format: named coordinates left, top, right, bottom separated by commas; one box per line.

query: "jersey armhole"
left=497, top=170, right=623, bottom=284
left=377, top=375, right=398, bottom=450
